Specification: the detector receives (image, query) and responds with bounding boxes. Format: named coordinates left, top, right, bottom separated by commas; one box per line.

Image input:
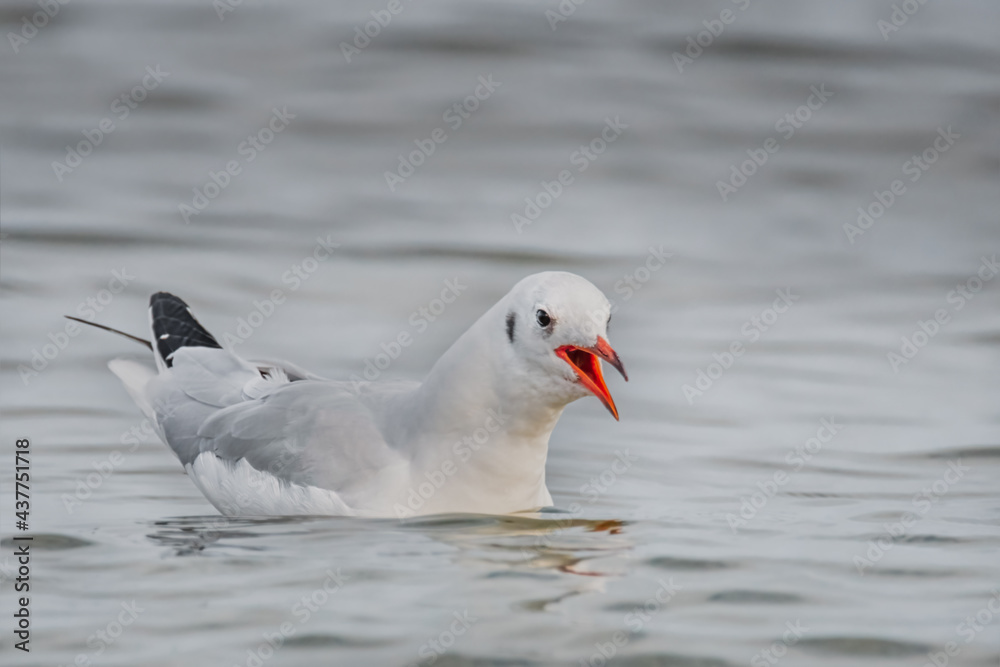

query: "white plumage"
left=107, top=271, right=627, bottom=518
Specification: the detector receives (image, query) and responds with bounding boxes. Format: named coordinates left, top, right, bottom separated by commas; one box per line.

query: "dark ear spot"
left=506, top=312, right=516, bottom=343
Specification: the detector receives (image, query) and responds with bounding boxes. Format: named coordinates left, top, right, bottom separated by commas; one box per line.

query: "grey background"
left=1, top=1, right=998, bottom=665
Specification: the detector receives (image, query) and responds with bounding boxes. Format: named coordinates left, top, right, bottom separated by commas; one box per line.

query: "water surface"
left=1, top=1, right=999, bottom=665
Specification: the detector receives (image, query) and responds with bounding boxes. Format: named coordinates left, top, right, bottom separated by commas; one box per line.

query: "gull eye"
left=536, top=309, right=551, bottom=327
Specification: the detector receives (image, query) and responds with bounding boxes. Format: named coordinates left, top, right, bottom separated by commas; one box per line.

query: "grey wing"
left=192, top=380, right=409, bottom=502
left=140, top=346, right=265, bottom=465
left=134, top=346, right=410, bottom=510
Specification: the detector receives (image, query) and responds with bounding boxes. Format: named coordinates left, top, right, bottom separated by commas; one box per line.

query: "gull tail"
left=107, top=359, right=158, bottom=424
left=68, top=290, right=225, bottom=386
left=71, top=293, right=229, bottom=446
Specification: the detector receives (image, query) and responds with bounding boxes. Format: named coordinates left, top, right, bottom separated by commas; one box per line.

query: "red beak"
left=555, top=336, right=628, bottom=420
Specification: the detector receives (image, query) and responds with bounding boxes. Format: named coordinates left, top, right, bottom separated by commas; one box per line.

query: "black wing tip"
left=150, top=292, right=186, bottom=307
left=149, top=292, right=222, bottom=367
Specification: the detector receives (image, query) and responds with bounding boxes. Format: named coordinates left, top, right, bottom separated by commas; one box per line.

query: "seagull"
left=74, top=271, right=627, bottom=518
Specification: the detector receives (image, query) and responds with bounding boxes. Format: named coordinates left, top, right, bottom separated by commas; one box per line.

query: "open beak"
left=555, top=336, right=628, bottom=420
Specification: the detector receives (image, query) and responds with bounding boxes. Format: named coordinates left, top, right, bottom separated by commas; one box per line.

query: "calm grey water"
left=2, top=1, right=999, bottom=665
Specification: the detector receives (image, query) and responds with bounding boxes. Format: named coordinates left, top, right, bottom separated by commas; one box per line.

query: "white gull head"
left=494, top=271, right=628, bottom=420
